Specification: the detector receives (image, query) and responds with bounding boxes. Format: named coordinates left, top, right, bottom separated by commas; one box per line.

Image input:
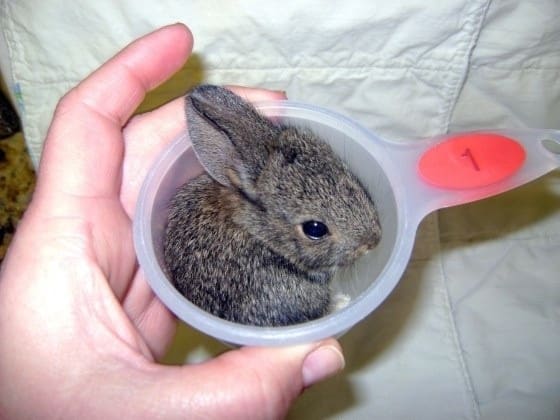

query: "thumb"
left=144, top=340, right=344, bottom=419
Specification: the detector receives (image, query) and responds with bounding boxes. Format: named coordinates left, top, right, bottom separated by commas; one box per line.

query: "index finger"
left=74, top=24, right=194, bottom=127
left=37, top=24, right=193, bottom=201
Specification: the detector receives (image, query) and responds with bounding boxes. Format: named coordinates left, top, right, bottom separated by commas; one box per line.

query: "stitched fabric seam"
left=14, top=64, right=560, bottom=88
left=437, top=214, right=482, bottom=419
left=440, top=1, right=492, bottom=133
left=440, top=230, right=560, bottom=244
left=437, top=1, right=493, bottom=418
left=0, top=1, right=20, bottom=110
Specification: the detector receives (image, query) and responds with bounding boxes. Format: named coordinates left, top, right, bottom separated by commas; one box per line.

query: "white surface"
left=1, top=1, right=559, bottom=418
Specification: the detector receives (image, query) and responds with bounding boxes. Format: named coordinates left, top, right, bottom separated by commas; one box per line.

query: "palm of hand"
left=0, top=25, right=343, bottom=419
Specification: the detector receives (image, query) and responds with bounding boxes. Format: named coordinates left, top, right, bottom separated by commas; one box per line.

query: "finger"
left=70, top=23, right=194, bottom=127
left=120, top=86, right=287, bottom=216
left=121, top=271, right=178, bottom=359
left=131, top=340, right=345, bottom=419
left=36, top=24, right=193, bottom=202
left=227, top=84, right=287, bottom=103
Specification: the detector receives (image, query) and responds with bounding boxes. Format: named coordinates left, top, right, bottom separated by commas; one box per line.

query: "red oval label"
left=418, top=133, right=526, bottom=189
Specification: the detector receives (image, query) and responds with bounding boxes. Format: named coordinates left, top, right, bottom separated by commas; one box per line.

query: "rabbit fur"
left=163, top=85, right=381, bottom=326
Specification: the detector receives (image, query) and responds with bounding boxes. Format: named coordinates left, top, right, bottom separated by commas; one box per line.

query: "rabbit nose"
left=360, top=230, right=381, bottom=254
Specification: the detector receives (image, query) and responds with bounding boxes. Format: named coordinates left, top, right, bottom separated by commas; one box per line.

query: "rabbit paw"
left=330, top=292, right=351, bottom=312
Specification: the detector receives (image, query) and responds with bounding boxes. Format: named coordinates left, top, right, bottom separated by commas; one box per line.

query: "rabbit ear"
left=186, top=85, right=278, bottom=193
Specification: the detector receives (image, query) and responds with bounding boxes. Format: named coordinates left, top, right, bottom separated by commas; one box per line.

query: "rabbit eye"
left=302, top=220, right=329, bottom=240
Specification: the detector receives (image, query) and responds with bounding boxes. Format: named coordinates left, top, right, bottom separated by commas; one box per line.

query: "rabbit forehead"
left=259, top=147, right=377, bottom=229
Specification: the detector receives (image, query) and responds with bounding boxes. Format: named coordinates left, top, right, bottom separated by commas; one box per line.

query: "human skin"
left=0, top=24, right=344, bottom=419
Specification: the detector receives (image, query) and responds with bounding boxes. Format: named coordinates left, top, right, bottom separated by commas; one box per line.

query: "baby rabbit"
left=163, top=85, right=381, bottom=327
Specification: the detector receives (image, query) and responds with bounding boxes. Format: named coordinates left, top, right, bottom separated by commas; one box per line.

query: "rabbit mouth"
left=337, top=246, right=372, bottom=267
left=356, top=244, right=373, bottom=258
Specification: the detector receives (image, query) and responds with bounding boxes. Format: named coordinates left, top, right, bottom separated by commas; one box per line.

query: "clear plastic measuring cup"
left=133, top=100, right=560, bottom=346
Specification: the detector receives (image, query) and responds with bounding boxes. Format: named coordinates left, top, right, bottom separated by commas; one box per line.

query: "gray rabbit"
left=163, top=85, right=381, bottom=326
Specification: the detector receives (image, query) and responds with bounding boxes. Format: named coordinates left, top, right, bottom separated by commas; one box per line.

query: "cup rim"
left=133, top=100, right=416, bottom=346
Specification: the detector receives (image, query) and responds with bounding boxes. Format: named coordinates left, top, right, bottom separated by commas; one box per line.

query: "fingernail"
left=302, top=345, right=345, bottom=387
left=275, top=90, right=288, bottom=99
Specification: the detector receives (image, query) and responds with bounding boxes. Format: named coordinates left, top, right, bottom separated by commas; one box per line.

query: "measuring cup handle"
left=384, top=128, right=560, bottom=224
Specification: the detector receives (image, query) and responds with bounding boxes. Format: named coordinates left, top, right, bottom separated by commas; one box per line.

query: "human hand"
left=0, top=24, right=344, bottom=419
